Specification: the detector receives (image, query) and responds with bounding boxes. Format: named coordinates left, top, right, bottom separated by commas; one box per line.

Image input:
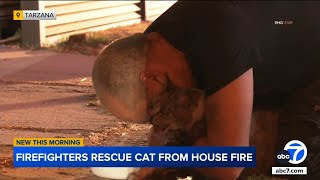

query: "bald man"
left=92, top=2, right=320, bottom=179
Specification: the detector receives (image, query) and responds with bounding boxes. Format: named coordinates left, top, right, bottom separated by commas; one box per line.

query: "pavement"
left=0, top=46, right=94, bottom=82
left=0, top=45, right=149, bottom=179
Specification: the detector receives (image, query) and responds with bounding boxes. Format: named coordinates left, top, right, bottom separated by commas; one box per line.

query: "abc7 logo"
left=277, top=140, right=307, bottom=164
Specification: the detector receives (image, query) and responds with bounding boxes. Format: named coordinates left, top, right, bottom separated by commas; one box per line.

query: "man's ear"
left=139, top=71, right=168, bottom=97
left=139, top=71, right=167, bottom=88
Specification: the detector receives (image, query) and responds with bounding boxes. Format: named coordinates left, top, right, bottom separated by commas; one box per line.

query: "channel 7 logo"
left=277, top=140, right=308, bottom=164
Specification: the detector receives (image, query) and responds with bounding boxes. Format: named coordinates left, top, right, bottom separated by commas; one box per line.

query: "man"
left=92, top=2, right=320, bottom=179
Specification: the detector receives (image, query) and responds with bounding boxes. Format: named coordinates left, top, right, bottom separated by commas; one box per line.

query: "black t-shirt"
left=144, top=1, right=320, bottom=106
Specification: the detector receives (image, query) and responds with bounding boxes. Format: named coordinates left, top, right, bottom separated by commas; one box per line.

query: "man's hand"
left=194, top=68, right=254, bottom=179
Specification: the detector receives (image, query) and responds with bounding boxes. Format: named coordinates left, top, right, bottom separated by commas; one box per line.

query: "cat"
left=128, top=78, right=208, bottom=180
left=147, top=77, right=206, bottom=146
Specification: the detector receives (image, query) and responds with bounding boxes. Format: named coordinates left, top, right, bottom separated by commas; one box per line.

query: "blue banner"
left=13, top=146, right=256, bottom=168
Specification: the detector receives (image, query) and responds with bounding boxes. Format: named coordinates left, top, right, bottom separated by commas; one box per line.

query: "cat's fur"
left=128, top=79, right=208, bottom=180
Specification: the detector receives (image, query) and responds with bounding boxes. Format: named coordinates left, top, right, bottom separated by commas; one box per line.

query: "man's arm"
left=194, top=68, right=254, bottom=179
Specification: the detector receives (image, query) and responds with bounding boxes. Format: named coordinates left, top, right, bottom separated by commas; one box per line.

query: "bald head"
left=92, top=33, right=148, bottom=122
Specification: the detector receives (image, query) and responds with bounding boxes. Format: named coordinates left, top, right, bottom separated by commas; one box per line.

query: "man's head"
left=92, top=32, right=195, bottom=123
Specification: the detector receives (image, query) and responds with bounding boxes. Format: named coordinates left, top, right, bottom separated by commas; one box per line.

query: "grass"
left=50, top=21, right=151, bottom=56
